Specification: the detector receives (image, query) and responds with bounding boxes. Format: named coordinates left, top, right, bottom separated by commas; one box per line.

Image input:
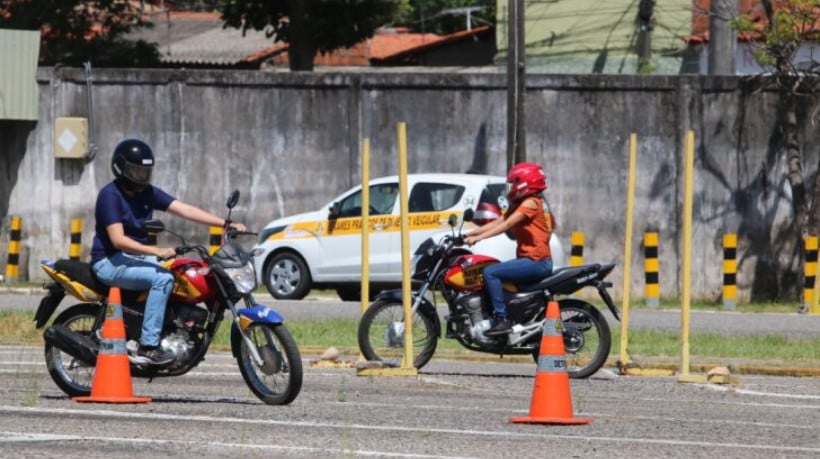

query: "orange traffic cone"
left=510, top=301, right=591, bottom=425
left=74, top=287, right=151, bottom=404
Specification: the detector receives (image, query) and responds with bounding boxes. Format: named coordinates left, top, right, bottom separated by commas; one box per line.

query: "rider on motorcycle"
left=90, top=139, right=246, bottom=365
left=464, top=162, right=553, bottom=336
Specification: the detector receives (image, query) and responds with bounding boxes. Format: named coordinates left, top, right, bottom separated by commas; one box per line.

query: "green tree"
left=733, top=1, right=819, bottom=236
left=220, top=0, right=413, bottom=71
left=0, top=0, right=160, bottom=66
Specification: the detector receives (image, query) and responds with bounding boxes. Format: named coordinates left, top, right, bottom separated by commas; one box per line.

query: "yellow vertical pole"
left=209, top=226, right=223, bottom=255
left=570, top=232, right=584, bottom=266
left=5, top=216, right=22, bottom=281
left=360, top=138, right=371, bottom=314
left=723, top=233, right=737, bottom=310
left=802, top=235, right=817, bottom=313
left=679, top=130, right=695, bottom=380
left=644, top=232, right=659, bottom=308
left=618, top=134, right=637, bottom=366
left=69, top=218, right=83, bottom=260
left=397, top=122, right=417, bottom=374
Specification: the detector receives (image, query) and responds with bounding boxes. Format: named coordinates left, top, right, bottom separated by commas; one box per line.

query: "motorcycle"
left=34, top=190, right=302, bottom=405
left=358, top=209, right=620, bottom=378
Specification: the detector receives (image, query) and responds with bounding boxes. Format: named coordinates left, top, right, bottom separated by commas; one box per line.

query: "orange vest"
left=506, top=197, right=552, bottom=260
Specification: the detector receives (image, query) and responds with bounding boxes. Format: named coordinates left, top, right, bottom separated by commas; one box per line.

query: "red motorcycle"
left=358, top=210, right=620, bottom=378
left=34, top=190, right=302, bottom=404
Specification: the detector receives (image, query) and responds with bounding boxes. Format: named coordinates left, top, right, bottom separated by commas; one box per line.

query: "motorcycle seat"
left=54, top=259, right=110, bottom=295
left=517, top=263, right=602, bottom=294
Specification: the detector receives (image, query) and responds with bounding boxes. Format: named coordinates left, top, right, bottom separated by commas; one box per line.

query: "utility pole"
left=708, top=0, right=737, bottom=75
left=506, top=0, right=526, bottom=169
left=637, top=0, right=654, bottom=71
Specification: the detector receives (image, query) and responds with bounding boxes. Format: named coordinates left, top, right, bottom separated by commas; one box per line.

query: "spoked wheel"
left=357, top=300, right=438, bottom=369
left=44, top=303, right=101, bottom=397
left=532, top=299, right=611, bottom=379
left=235, top=323, right=303, bottom=405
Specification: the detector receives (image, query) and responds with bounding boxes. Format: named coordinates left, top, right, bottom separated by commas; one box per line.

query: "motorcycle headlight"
left=224, top=262, right=257, bottom=294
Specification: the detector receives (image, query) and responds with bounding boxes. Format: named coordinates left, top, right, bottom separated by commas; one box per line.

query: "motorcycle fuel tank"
left=165, top=258, right=217, bottom=303
left=443, top=254, right=499, bottom=291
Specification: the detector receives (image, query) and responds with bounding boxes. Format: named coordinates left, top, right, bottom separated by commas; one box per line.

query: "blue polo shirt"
left=90, top=181, right=176, bottom=263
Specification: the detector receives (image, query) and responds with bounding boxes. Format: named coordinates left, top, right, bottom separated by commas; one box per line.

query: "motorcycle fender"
left=40, top=264, right=103, bottom=302
left=373, top=289, right=441, bottom=338
left=230, top=305, right=285, bottom=359
left=34, top=283, right=66, bottom=329
left=236, top=305, right=285, bottom=326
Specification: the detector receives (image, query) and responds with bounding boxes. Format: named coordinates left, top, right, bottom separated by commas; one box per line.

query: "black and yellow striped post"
left=803, top=235, right=818, bottom=313
left=570, top=232, right=584, bottom=266
left=69, top=219, right=83, bottom=260
left=209, top=226, right=223, bottom=255
left=722, top=233, right=737, bottom=311
left=4, top=216, right=22, bottom=282
left=644, top=232, right=659, bottom=308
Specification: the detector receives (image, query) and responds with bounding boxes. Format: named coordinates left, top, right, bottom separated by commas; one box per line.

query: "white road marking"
left=0, top=431, right=478, bottom=459
left=704, top=383, right=820, bottom=400
left=0, top=405, right=818, bottom=454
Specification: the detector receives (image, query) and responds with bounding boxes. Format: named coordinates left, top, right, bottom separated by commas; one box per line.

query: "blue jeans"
left=92, top=252, right=174, bottom=347
left=483, top=257, right=553, bottom=320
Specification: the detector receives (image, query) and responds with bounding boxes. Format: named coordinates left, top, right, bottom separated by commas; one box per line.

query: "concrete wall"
left=1, top=67, right=819, bottom=303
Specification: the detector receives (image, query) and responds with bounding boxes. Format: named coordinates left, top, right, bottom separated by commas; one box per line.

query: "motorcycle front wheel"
left=533, top=299, right=612, bottom=379
left=357, top=300, right=438, bottom=369
left=44, top=303, right=100, bottom=397
left=234, top=323, right=303, bottom=405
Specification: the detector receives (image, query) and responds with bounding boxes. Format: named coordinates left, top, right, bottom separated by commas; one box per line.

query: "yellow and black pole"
left=4, top=216, right=22, bottom=282
left=802, top=235, right=817, bottom=313
left=644, top=232, right=659, bottom=308
left=570, top=232, right=584, bottom=266
left=722, top=233, right=737, bottom=311
left=69, top=219, right=83, bottom=260
left=209, top=226, right=223, bottom=255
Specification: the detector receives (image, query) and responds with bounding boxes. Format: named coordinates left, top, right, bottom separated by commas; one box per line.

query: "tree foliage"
left=732, top=1, right=820, bottom=239
left=221, top=0, right=413, bottom=71
left=0, top=0, right=160, bottom=66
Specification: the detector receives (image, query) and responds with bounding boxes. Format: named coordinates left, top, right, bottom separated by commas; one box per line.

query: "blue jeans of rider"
left=92, top=252, right=174, bottom=347
left=483, top=257, right=553, bottom=320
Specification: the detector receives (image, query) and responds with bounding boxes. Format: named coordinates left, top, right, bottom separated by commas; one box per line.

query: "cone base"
left=509, top=415, right=592, bottom=425
left=73, top=396, right=151, bottom=404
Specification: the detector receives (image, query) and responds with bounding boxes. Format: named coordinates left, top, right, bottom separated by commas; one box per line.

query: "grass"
left=2, top=310, right=817, bottom=366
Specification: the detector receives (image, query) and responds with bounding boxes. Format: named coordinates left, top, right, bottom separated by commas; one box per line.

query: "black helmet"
left=111, top=139, right=154, bottom=190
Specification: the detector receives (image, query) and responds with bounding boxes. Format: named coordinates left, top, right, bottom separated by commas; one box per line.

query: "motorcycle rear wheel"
left=358, top=300, right=438, bottom=369
left=44, top=303, right=100, bottom=397
left=235, top=323, right=303, bottom=405
left=532, top=299, right=611, bottom=379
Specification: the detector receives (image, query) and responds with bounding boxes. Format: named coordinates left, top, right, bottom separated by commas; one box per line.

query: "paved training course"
left=0, top=345, right=817, bottom=458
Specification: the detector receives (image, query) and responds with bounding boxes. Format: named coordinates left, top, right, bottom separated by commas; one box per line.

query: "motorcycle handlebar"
left=224, top=228, right=258, bottom=239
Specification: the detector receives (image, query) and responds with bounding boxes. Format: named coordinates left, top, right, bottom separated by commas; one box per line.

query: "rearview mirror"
left=226, top=190, right=240, bottom=209
left=462, top=208, right=474, bottom=222
left=142, top=219, right=165, bottom=234
left=328, top=202, right=340, bottom=220
left=448, top=214, right=458, bottom=227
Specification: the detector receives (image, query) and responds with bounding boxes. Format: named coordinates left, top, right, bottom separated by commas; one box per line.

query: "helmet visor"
left=123, top=162, right=153, bottom=185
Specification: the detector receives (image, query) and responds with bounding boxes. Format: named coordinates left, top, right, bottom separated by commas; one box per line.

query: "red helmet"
left=506, top=162, right=547, bottom=202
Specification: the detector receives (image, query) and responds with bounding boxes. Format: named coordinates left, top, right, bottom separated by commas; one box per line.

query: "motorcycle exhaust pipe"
left=43, top=325, right=98, bottom=366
